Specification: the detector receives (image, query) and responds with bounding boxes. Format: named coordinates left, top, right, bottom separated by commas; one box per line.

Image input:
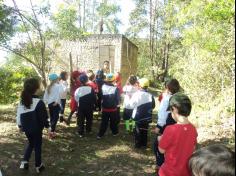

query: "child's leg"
left=130, top=120, right=136, bottom=132
left=66, top=111, right=75, bottom=125
left=110, top=111, right=119, bottom=135
left=140, top=123, right=149, bottom=147
left=34, top=132, right=43, bottom=167
left=60, top=99, right=66, bottom=122
left=85, top=109, right=93, bottom=133
left=125, top=120, right=130, bottom=131
left=117, top=107, right=121, bottom=125
left=97, top=112, right=109, bottom=137
left=156, top=139, right=165, bottom=167
left=123, top=109, right=131, bottom=132
left=97, top=93, right=102, bottom=112
left=78, top=109, right=85, bottom=136
left=134, top=123, right=141, bottom=148
left=49, top=104, right=60, bottom=132
left=23, top=133, right=34, bottom=162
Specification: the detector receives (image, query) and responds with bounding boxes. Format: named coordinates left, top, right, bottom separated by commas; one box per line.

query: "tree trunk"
left=149, top=0, right=155, bottom=79
left=83, top=0, right=86, bottom=29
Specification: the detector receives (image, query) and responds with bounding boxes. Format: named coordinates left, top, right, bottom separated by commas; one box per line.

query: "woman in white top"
left=43, top=73, right=61, bottom=138
left=59, top=71, right=69, bottom=123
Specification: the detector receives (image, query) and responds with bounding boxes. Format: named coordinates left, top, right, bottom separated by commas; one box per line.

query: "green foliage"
left=169, top=0, right=235, bottom=120
left=129, top=0, right=235, bottom=122
left=0, top=58, right=37, bottom=104
left=51, top=5, right=84, bottom=40
left=0, top=3, right=17, bottom=44
left=96, top=1, right=121, bottom=34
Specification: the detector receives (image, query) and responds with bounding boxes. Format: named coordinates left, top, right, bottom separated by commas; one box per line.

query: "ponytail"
left=47, top=79, right=57, bottom=95
left=21, top=78, right=40, bottom=109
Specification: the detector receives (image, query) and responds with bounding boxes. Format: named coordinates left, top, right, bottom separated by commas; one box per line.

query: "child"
left=97, top=73, right=120, bottom=139
left=66, top=71, right=81, bottom=126
left=157, top=93, right=198, bottom=176
left=74, top=74, right=96, bottom=137
left=153, top=79, right=181, bottom=168
left=155, top=79, right=180, bottom=134
left=189, top=144, right=235, bottom=176
left=16, top=78, right=49, bottom=173
left=129, top=78, right=155, bottom=148
left=87, top=70, right=98, bottom=93
left=59, top=71, right=69, bottom=123
left=122, top=75, right=138, bottom=132
left=43, top=73, right=61, bottom=138
left=95, top=70, right=105, bottom=112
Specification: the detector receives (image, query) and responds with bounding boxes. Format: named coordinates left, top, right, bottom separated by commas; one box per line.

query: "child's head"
left=189, top=144, right=235, bottom=176
left=21, top=78, right=40, bottom=109
left=138, top=78, right=149, bottom=90
left=166, top=79, right=180, bottom=94
left=71, top=71, right=80, bottom=82
left=48, top=73, right=59, bottom=94
left=169, top=93, right=192, bottom=119
left=79, top=74, right=89, bottom=85
left=105, top=73, right=115, bottom=83
left=128, top=75, right=138, bottom=85
left=60, top=71, right=68, bottom=81
left=103, top=60, right=110, bottom=70
left=87, top=70, right=95, bottom=81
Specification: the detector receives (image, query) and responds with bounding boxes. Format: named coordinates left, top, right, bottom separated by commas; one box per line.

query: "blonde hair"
left=47, top=79, right=58, bottom=94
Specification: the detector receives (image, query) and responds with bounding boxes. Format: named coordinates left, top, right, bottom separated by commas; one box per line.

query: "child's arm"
left=16, top=103, right=22, bottom=129
left=157, top=96, right=170, bottom=130
left=74, top=88, right=80, bottom=103
left=152, top=96, right=156, bottom=109
left=43, top=90, right=48, bottom=104
left=158, top=126, right=173, bottom=154
left=115, top=88, right=120, bottom=106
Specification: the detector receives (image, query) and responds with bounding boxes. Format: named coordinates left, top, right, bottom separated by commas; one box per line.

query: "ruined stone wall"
left=120, top=36, right=138, bottom=85
left=49, top=35, right=138, bottom=86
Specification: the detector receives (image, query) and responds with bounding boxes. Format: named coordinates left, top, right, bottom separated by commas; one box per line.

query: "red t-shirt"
left=158, top=123, right=197, bottom=176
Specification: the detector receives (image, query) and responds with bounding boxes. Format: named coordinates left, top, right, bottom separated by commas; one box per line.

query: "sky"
left=0, top=0, right=135, bottom=65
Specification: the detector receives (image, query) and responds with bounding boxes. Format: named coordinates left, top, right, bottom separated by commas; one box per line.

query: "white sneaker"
left=36, top=164, right=45, bottom=173
left=19, top=161, right=29, bottom=170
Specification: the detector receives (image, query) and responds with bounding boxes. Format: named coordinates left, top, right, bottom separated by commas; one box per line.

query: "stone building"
left=52, top=34, right=138, bottom=85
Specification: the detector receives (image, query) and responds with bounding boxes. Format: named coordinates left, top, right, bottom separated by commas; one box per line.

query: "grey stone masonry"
left=50, top=34, right=138, bottom=85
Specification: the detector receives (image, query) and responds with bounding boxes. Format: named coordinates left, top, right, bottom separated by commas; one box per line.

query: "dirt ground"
left=0, top=105, right=234, bottom=176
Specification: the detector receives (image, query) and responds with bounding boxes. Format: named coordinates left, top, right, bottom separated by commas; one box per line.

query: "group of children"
left=16, top=61, right=235, bottom=175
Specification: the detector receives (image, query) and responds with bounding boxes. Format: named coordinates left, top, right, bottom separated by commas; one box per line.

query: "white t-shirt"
left=123, top=85, right=138, bottom=109
left=43, top=83, right=62, bottom=105
left=59, top=80, right=69, bottom=99
left=157, top=94, right=172, bottom=127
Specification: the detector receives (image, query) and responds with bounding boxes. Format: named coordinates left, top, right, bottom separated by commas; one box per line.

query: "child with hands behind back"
left=17, top=78, right=49, bottom=173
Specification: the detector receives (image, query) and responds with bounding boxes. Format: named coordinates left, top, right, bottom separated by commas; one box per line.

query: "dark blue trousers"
left=48, top=103, right=60, bottom=132
left=153, top=137, right=165, bottom=166
left=60, top=99, right=66, bottom=115
left=23, top=132, right=42, bottom=167
left=77, top=108, right=93, bottom=135
left=98, top=111, right=119, bottom=137
left=134, top=122, right=149, bottom=148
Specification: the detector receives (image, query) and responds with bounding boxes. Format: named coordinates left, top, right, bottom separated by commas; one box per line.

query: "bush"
left=0, top=66, right=38, bottom=104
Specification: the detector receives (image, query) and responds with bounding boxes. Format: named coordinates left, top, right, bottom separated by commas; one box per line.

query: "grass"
left=0, top=103, right=235, bottom=176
